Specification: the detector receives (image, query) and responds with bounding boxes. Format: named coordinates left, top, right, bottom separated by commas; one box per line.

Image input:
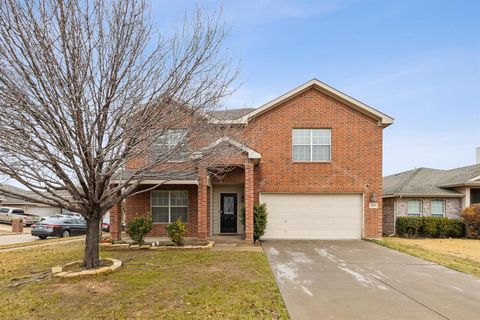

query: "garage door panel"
left=260, top=193, right=362, bottom=240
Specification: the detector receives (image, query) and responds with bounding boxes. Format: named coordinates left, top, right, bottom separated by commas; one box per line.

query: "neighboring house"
left=382, top=155, right=480, bottom=235
left=0, top=184, right=62, bottom=217
left=110, top=79, right=394, bottom=242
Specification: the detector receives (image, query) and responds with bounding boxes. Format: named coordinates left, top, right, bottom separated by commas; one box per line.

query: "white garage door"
left=27, top=206, right=61, bottom=217
left=260, top=193, right=363, bottom=240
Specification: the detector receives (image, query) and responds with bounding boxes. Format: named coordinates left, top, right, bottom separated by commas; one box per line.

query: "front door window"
left=221, top=193, right=237, bottom=233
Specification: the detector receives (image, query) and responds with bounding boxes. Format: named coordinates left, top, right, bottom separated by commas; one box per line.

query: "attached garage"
left=260, top=193, right=363, bottom=240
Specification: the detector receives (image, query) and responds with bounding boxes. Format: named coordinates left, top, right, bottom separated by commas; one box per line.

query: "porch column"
left=197, top=166, right=208, bottom=240
left=244, top=160, right=254, bottom=243
left=109, top=201, right=122, bottom=241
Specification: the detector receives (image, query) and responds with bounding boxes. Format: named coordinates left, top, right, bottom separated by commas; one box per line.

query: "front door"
left=220, top=193, right=237, bottom=233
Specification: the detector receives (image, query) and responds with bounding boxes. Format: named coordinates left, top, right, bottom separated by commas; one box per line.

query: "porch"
left=109, top=161, right=256, bottom=243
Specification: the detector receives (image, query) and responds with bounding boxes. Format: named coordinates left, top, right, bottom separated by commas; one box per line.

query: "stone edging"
left=100, top=240, right=215, bottom=250
left=51, top=258, right=122, bottom=278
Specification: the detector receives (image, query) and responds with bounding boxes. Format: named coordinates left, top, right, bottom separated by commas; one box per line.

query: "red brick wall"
left=243, top=88, right=384, bottom=238
left=124, top=184, right=198, bottom=237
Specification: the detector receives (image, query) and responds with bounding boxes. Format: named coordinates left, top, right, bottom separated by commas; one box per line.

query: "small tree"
left=461, top=204, right=480, bottom=238
left=167, top=218, right=187, bottom=246
left=126, top=217, right=153, bottom=246
left=240, top=203, right=268, bottom=241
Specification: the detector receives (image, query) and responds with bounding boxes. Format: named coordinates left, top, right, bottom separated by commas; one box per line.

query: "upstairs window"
left=154, top=129, right=188, bottom=162
left=431, top=200, right=445, bottom=217
left=407, top=200, right=422, bottom=216
left=292, top=129, right=331, bottom=162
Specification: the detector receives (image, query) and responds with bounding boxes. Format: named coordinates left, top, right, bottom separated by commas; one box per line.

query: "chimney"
left=477, top=147, right=480, bottom=164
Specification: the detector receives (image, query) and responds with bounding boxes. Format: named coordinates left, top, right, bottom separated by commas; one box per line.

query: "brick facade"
left=242, top=88, right=384, bottom=238
left=124, top=184, right=198, bottom=237
left=118, top=86, right=387, bottom=240
left=382, top=197, right=463, bottom=234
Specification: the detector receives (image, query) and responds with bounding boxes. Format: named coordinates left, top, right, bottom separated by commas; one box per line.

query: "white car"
left=0, top=207, right=41, bottom=226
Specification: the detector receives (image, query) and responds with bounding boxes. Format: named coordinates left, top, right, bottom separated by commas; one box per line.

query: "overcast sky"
left=3, top=1, right=479, bottom=190
left=153, top=0, right=480, bottom=175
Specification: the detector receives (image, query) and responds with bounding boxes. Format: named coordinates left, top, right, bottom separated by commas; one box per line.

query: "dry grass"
left=384, top=237, right=480, bottom=263
left=0, top=242, right=289, bottom=319
left=373, top=237, right=480, bottom=278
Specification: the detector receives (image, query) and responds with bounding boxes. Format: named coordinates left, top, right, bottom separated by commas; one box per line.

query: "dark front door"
left=221, top=193, right=237, bottom=233
left=471, top=189, right=480, bottom=205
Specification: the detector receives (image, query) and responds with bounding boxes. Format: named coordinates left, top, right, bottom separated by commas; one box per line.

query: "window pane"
left=152, top=191, right=169, bottom=206
left=431, top=200, right=445, bottom=215
left=312, top=145, right=331, bottom=161
left=170, top=191, right=188, bottom=206
left=292, top=129, right=311, bottom=145
left=407, top=200, right=421, bottom=215
left=171, top=207, right=188, bottom=222
left=312, top=129, right=331, bottom=145
left=293, top=145, right=310, bottom=161
left=152, top=207, right=169, bottom=223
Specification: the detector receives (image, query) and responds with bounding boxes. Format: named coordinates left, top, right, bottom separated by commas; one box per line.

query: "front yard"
left=373, top=237, right=480, bottom=278
left=0, top=243, right=288, bottom=319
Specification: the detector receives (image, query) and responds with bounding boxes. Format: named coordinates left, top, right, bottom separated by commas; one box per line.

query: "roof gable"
left=247, top=79, right=393, bottom=126
left=209, top=79, right=394, bottom=127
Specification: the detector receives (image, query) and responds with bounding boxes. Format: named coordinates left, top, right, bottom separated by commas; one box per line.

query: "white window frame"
left=154, top=129, right=188, bottom=162
left=292, top=128, right=332, bottom=162
left=151, top=190, right=189, bottom=223
left=406, top=199, right=422, bottom=216
left=430, top=200, right=446, bottom=218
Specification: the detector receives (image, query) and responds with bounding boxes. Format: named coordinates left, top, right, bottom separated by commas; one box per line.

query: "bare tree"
left=0, top=0, right=238, bottom=268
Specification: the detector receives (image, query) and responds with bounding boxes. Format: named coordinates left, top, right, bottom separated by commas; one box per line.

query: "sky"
left=152, top=0, right=480, bottom=176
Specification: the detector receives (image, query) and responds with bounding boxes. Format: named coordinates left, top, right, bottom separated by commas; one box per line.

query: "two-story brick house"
left=109, top=79, right=394, bottom=242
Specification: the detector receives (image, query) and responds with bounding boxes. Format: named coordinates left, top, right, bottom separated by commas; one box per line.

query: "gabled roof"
left=200, top=137, right=261, bottom=160
left=383, top=164, right=480, bottom=198
left=209, top=79, right=394, bottom=127
left=209, top=108, right=256, bottom=120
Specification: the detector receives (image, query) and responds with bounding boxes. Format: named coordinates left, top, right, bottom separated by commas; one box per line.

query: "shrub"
left=167, top=218, right=187, bottom=246
left=395, top=216, right=464, bottom=238
left=461, top=204, right=480, bottom=238
left=126, top=216, right=152, bottom=246
left=240, top=203, right=268, bottom=241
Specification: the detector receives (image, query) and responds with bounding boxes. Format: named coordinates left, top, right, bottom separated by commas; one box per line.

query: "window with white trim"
left=154, top=129, right=188, bottom=162
left=292, top=129, right=331, bottom=162
left=151, top=190, right=188, bottom=223
left=430, top=200, right=445, bottom=217
left=406, top=200, right=422, bottom=216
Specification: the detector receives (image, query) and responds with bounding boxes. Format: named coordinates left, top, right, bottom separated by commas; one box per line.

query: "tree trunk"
left=82, top=216, right=102, bottom=268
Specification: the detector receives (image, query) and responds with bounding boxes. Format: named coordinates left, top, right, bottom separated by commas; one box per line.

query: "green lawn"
left=372, top=237, right=480, bottom=278
left=0, top=243, right=288, bottom=319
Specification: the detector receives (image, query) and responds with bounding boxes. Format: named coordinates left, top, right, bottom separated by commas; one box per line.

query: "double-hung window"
left=292, top=129, right=331, bottom=162
left=151, top=190, right=188, bottom=223
left=406, top=200, right=422, bottom=216
left=154, top=129, right=188, bottom=162
left=430, top=200, right=445, bottom=217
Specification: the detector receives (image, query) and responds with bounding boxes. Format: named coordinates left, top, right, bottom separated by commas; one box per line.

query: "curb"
left=51, top=258, right=122, bottom=278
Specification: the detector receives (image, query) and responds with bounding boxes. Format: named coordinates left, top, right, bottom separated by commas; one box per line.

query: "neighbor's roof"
left=383, top=164, right=480, bottom=198
left=209, top=79, right=394, bottom=127
left=0, top=184, right=46, bottom=205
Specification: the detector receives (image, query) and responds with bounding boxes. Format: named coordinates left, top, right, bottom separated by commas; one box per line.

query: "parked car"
left=101, top=213, right=125, bottom=232
left=31, top=217, right=87, bottom=239
left=0, top=207, right=41, bottom=226
left=63, top=212, right=84, bottom=220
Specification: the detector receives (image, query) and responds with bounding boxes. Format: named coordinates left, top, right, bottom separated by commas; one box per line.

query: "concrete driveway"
left=264, top=240, right=480, bottom=320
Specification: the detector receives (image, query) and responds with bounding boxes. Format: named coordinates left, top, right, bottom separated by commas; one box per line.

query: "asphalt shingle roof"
left=208, top=108, right=256, bottom=120
left=383, top=164, right=480, bottom=197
